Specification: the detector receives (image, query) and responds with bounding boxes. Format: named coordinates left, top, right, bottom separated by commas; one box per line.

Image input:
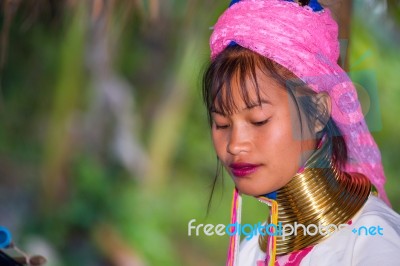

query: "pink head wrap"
left=210, top=0, right=390, bottom=205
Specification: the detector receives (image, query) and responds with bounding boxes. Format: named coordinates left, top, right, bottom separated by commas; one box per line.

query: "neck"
left=259, top=138, right=371, bottom=255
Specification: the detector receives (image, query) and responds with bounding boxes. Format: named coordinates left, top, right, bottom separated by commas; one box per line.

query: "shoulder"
left=304, top=195, right=400, bottom=266
left=355, top=195, right=400, bottom=225
left=349, top=195, right=400, bottom=265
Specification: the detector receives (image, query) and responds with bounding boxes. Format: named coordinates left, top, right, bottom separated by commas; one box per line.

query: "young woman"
left=202, top=0, right=400, bottom=265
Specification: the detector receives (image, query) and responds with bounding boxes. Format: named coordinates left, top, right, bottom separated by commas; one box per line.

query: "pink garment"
left=256, top=246, right=313, bottom=266
left=276, top=246, right=313, bottom=266
left=209, top=0, right=389, bottom=205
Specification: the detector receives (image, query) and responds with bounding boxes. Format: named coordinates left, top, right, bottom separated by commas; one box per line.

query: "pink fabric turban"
left=210, top=0, right=390, bottom=205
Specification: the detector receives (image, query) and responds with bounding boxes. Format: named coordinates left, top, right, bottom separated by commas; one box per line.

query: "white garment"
left=238, top=195, right=400, bottom=265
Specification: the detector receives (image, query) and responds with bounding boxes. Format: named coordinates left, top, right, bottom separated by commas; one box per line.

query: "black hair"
left=297, top=0, right=311, bottom=6
left=202, top=45, right=347, bottom=213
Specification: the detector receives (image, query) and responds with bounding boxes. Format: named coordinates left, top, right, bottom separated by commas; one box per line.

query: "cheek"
left=211, top=130, right=226, bottom=158
left=264, top=119, right=303, bottom=166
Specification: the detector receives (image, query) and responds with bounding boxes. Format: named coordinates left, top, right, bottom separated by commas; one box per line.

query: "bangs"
left=202, top=45, right=295, bottom=124
left=206, top=46, right=263, bottom=116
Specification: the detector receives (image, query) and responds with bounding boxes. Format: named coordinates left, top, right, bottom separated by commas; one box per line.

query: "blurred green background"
left=0, top=0, right=399, bottom=265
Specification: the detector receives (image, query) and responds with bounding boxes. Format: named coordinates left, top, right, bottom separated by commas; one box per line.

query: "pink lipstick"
left=229, top=163, right=260, bottom=177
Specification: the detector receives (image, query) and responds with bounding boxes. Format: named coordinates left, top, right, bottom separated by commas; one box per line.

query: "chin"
left=235, top=184, right=274, bottom=196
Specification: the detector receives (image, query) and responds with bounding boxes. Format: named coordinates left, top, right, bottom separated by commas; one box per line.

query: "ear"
left=314, top=92, right=331, bottom=133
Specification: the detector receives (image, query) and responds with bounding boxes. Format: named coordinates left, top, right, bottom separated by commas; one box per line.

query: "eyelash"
left=214, top=119, right=269, bottom=130
left=215, top=124, right=229, bottom=130
left=252, top=119, right=269, bottom=126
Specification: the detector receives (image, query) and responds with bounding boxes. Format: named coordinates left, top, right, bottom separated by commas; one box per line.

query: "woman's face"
left=211, top=71, right=317, bottom=196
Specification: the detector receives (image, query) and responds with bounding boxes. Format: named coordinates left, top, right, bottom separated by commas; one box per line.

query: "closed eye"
left=215, top=124, right=229, bottom=130
left=252, top=119, right=269, bottom=126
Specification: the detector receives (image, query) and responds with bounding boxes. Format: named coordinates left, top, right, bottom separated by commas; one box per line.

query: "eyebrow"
left=211, top=99, right=271, bottom=114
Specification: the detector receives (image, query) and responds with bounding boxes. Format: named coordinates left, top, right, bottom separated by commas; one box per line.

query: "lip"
left=229, top=162, right=261, bottom=177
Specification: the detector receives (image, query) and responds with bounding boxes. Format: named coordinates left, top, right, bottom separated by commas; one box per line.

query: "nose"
left=227, top=125, right=251, bottom=155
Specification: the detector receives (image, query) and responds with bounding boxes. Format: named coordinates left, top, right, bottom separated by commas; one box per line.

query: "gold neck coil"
left=259, top=138, right=371, bottom=255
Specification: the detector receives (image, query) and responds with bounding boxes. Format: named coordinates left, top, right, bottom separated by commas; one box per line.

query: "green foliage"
left=350, top=18, right=400, bottom=212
